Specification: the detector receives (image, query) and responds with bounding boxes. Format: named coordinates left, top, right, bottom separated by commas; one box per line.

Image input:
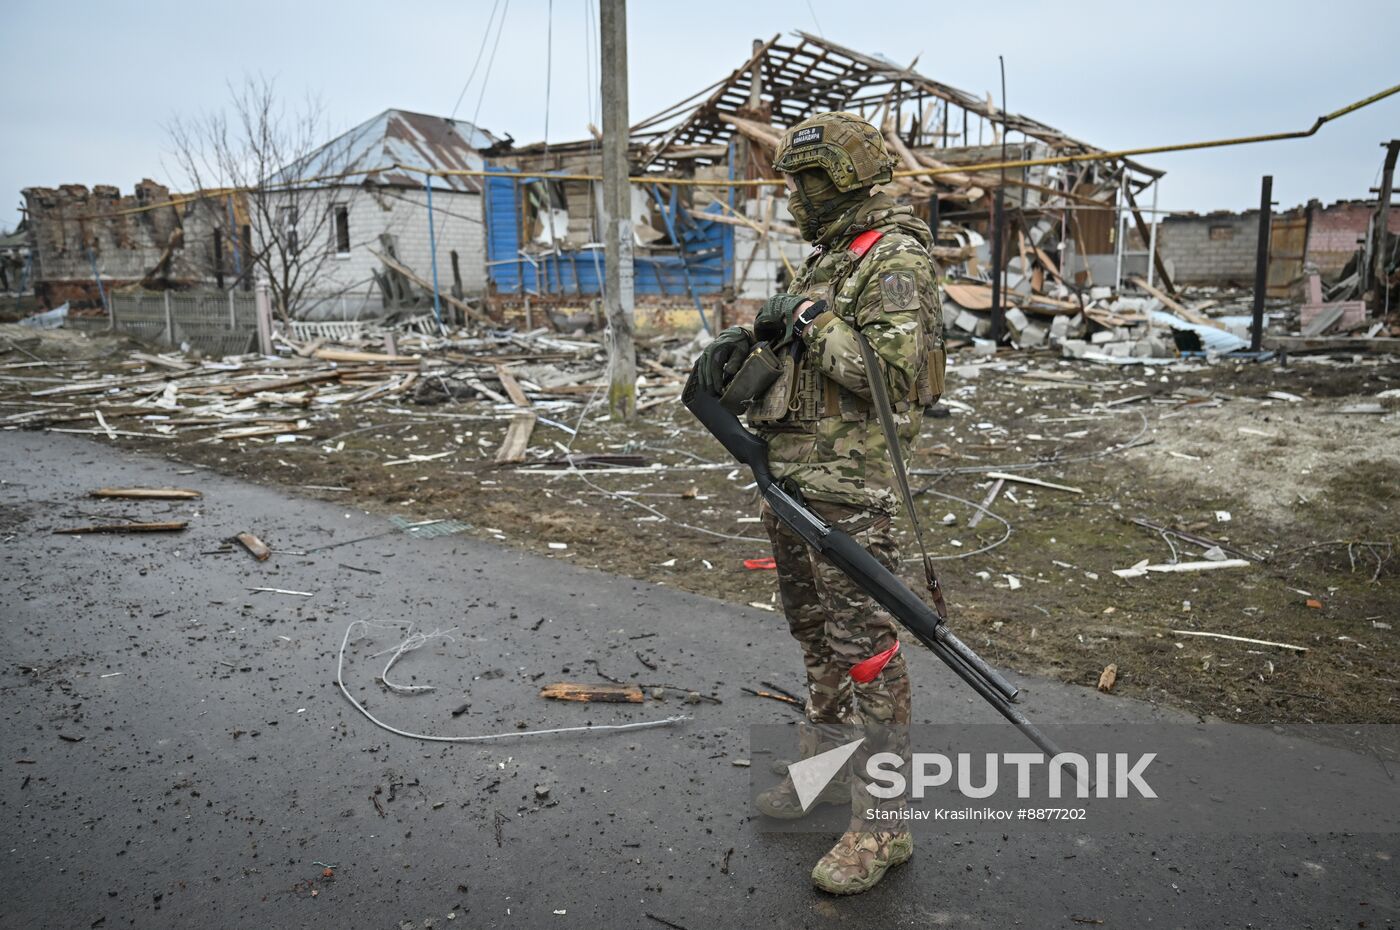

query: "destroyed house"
left=485, top=32, right=1163, bottom=335
left=266, top=108, right=505, bottom=319
left=18, top=109, right=505, bottom=320
left=20, top=180, right=246, bottom=310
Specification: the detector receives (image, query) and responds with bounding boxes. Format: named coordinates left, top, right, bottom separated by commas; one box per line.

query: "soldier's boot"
left=755, top=723, right=850, bottom=819
left=811, top=828, right=914, bottom=895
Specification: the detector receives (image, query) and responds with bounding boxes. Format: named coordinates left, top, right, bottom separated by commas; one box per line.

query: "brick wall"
left=265, top=184, right=485, bottom=319
left=1157, top=212, right=1261, bottom=286
left=22, top=180, right=225, bottom=307
left=1307, top=201, right=1400, bottom=278
left=1160, top=202, right=1400, bottom=286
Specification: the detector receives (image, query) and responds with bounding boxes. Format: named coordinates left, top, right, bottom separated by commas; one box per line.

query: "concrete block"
left=1004, top=307, right=1029, bottom=333
left=1017, top=323, right=1048, bottom=348
left=1090, top=330, right=1116, bottom=345
left=972, top=338, right=998, bottom=356
left=1060, top=339, right=1090, bottom=359
left=1300, top=300, right=1366, bottom=335
left=953, top=309, right=982, bottom=334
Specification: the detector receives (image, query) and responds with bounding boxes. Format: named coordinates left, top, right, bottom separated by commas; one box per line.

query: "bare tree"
left=166, top=75, right=358, bottom=319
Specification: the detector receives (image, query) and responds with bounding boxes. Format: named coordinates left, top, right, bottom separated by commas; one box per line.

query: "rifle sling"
left=854, top=331, right=948, bottom=622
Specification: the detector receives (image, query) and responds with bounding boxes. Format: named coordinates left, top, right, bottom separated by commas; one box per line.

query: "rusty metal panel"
left=1267, top=210, right=1311, bottom=298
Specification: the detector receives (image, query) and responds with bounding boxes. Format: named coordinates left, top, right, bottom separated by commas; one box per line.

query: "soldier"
left=696, top=111, right=945, bottom=894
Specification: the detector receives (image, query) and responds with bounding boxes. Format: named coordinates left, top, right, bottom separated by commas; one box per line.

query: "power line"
left=449, top=0, right=503, bottom=121
left=582, top=0, right=596, bottom=131
left=544, top=0, right=554, bottom=149
left=470, top=0, right=513, bottom=135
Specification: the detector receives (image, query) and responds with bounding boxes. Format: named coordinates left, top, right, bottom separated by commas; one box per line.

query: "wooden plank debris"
left=1169, top=630, right=1308, bottom=653
left=1128, top=275, right=1225, bottom=330
left=54, top=521, right=188, bottom=535
left=368, top=247, right=491, bottom=323
left=539, top=682, right=645, bottom=703
left=247, top=586, right=315, bottom=597
left=1263, top=335, right=1400, bottom=352
left=967, top=478, right=1004, bottom=528
left=232, top=531, right=272, bottom=561
left=1097, top=664, right=1118, bottom=693
left=130, top=352, right=193, bottom=371
left=983, top=471, right=1083, bottom=494
left=494, top=411, right=538, bottom=465
left=494, top=366, right=532, bottom=407
left=89, top=487, right=202, bottom=500
left=1113, top=558, right=1251, bottom=579
left=312, top=348, right=419, bottom=365
left=384, top=449, right=455, bottom=467
left=466, top=378, right=512, bottom=404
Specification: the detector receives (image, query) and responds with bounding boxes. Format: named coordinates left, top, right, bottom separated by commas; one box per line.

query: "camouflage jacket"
left=744, top=192, right=944, bottom=513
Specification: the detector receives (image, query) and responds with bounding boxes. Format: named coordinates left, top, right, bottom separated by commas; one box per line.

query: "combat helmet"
left=772, top=111, right=896, bottom=191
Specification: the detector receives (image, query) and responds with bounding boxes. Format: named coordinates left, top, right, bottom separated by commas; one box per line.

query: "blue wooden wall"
left=483, top=166, right=733, bottom=298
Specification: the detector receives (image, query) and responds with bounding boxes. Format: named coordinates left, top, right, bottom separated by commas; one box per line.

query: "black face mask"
left=787, top=170, right=869, bottom=242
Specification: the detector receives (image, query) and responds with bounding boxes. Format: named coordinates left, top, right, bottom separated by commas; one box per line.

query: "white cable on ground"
left=564, top=386, right=765, bottom=543
left=896, top=407, right=1150, bottom=561
left=915, top=487, right=1014, bottom=560
left=336, top=620, right=688, bottom=743
left=911, top=408, right=1151, bottom=478
left=369, top=624, right=459, bottom=694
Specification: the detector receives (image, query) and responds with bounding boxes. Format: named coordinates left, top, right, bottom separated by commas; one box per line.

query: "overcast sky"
left=5, top=0, right=1398, bottom=231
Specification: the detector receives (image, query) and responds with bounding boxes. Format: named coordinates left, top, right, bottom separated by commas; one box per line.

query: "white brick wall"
left=267, top=184, right=485, bottom=319
left=733, top=197, right=807, bottom=299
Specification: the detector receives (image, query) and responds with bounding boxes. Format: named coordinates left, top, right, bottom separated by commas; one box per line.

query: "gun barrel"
left=937, top=627, right=1020, bottom=703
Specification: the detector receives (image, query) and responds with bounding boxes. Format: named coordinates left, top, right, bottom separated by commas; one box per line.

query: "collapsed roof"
left=629, top=32, right=1160, bottom=182
left=279, top=108, right=505, bottom=193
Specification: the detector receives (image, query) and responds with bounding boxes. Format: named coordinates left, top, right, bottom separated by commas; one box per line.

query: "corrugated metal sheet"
left=1150, top=309, right=1248, bottom=354
left=281, top=109, right=502, bottom=193
left=484, top=166, right=733, bottom=297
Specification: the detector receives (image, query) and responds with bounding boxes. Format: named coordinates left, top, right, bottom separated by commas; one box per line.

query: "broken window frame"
left=278, top=204, right=299, bottom=257
left=521, top=178, right=570, bottom=247
left=332, top=203, right=351, bottom=256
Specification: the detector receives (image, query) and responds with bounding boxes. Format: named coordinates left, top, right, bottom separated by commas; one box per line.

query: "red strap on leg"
left=849, top=641, right=900, bottom=683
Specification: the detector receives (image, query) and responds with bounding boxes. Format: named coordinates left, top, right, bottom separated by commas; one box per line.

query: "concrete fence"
left=76, top=290, right=260, bottom=356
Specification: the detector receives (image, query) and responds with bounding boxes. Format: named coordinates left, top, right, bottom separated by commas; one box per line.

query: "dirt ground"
left=3, top=325, right=1397, bottom=725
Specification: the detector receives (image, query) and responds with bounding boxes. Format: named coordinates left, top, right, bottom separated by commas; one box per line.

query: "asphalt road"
left=1, top=431, right=1394, bottom=929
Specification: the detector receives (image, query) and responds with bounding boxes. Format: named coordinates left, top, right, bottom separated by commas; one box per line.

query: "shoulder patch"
left=881, top=271, right=916, bottom=310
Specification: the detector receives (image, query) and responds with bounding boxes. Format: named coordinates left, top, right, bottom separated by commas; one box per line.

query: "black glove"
left=695, top=326, right=755, bottom=395
left=753, top=294, right=808, bottom=345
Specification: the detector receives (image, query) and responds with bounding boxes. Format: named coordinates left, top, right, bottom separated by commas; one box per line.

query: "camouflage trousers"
left=762, top=498, right=912, bottom=821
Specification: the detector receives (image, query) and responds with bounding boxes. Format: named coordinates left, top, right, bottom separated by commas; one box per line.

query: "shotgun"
left=683, top=372, right=1065, bottom=758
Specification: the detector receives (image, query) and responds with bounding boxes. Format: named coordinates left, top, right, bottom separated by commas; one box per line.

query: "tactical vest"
left=748, top=229, right=945, bottom=428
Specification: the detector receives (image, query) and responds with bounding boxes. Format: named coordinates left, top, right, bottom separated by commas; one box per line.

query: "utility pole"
left=1371, top=140, right=1399, bottom=316
left=600, top=0, right=636, bottom=420
left=989, top=55, right=1008, bottom=345
left=1249, top=175, right=1274, bottom=353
